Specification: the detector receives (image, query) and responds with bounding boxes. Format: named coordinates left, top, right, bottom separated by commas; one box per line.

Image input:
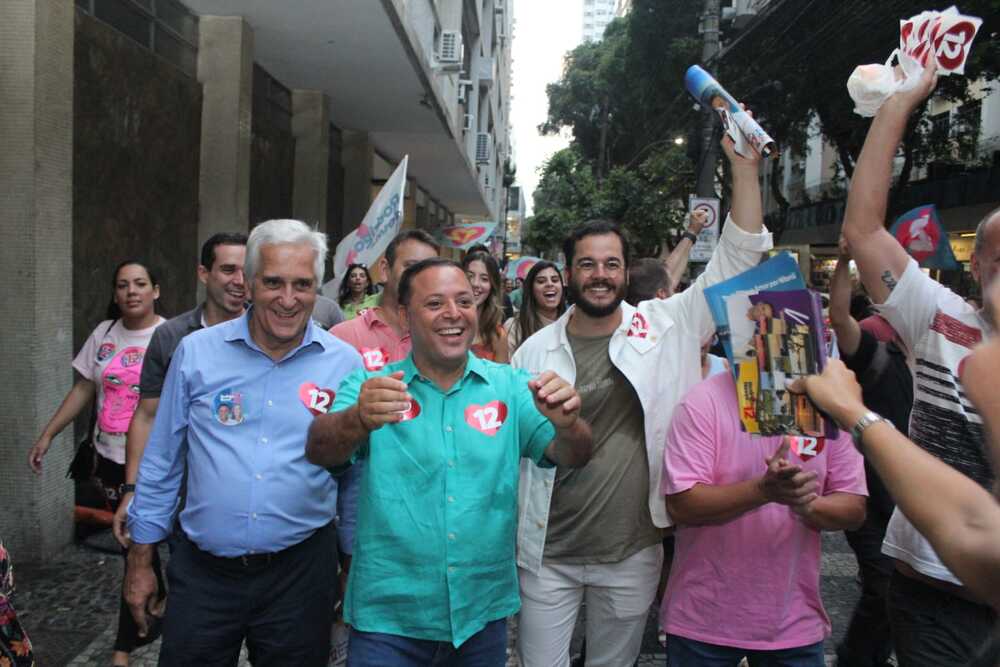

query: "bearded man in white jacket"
left=512, top=129, right=771, bottom=667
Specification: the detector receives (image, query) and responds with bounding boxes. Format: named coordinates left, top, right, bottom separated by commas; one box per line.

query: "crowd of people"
left=5, top=64, right=999, bottom=667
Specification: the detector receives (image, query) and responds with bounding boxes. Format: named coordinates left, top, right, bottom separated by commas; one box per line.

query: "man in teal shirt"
left=307, top=257, right=592, bottom=665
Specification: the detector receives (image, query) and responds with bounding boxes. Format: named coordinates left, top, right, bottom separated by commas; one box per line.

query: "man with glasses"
left=512, top=130, right=772, bottom=667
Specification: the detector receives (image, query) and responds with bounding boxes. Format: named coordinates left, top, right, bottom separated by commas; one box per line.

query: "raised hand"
left=357, top=371, right=411, bottom=432
left=528, top=371, right=581, bottom=430
left=787, top=360, right=866, bottom=429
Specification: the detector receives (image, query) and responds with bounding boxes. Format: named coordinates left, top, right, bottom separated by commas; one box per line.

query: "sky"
left=511, top=0, right=583, bottom=216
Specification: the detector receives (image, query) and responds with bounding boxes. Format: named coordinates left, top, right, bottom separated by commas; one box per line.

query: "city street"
left=13, top=530, right=861, bottom=666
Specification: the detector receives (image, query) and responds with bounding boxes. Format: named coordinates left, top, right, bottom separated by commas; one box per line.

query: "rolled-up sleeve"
left=127, top=340, right=191, bottom=544
left=674, top=214, right=773, bottom=342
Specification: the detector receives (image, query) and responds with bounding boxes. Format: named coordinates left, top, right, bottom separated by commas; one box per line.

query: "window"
left=76, top=0, right=198, bottom=76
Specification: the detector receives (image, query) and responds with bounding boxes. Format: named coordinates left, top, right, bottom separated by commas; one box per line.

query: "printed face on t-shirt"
left=98, top=346, right=145, bottom=433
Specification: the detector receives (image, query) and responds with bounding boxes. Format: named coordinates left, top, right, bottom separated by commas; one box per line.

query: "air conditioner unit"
left=438, top=30, right=462, bottom=64
left=476, top=132, right=492, bottom=164
left=463, top=114, right=475, bottom=132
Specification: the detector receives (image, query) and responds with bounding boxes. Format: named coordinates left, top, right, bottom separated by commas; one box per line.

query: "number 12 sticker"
left=299, top=382, right=335, bottom=415
left=464, top=401, right=508, bottom=437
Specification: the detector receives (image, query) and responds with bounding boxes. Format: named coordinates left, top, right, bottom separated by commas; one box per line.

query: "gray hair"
left=245, top=219, right=328, bottom=287
left=974, top=206, right=1000, bottom=256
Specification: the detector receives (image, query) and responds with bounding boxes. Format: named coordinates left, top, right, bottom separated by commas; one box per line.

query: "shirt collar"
left=398, top=351, right=490, bottom=388
left=224, top=307, right=329, bottom=355
left=548, top=303, right=628, bottom=351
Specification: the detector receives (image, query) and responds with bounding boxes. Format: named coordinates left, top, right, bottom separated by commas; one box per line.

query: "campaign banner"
left=438, top=222, right=499, bottom=249
left=327, top=156, right=408, bottom=296
left=506, top=256, right=543, bottom=280
left=889, top=204, right=960, bottom=270
left=688, top=196, right=720, bottom=262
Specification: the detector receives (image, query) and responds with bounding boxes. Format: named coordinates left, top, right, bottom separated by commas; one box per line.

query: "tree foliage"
left=530, top=0, right=1000, bottom=254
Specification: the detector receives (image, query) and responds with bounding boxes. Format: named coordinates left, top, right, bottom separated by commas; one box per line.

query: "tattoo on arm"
left=881, top=270, right=898, bottom=292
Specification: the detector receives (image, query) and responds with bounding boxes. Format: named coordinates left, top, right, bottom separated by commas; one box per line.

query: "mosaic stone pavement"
left=12, top=531, right=863, bottom=665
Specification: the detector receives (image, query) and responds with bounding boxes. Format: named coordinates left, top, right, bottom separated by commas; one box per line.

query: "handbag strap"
left=85, top=318, right=118, bottom=439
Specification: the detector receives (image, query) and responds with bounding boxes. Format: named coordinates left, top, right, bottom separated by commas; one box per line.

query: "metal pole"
left=695, top=0, right=721, bottom=198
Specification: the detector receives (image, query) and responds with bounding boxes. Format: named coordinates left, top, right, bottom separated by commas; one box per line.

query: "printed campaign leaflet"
left=703, top=252, right=805, bottom=361
left=728, top=289, right=836, bottom=439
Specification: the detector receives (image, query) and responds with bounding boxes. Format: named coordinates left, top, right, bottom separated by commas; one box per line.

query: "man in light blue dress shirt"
left=125, top=219, right=362, bottom=666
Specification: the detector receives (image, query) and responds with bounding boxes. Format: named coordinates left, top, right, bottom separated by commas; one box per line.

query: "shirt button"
left=448, top=532, right=456, bottom=541
left=252, top=513, right=258, bottom=520
left=536, top=521, right=544, bottom=529
left=255, top=474, right=262, bottom=480
left=448, top=566, right=455, bottom=573
left=261, top=437, right=268, bottom=444
left=447, top=460, right=455, bottom=468
left=448, top=496, right=455, bottom=503
left=267, top=400, right=273, bottom=407
left=445, top=426, right=453, bottom=432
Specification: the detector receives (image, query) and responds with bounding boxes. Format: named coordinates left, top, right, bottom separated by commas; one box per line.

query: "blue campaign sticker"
left=213, top=388, right=246, bottom=426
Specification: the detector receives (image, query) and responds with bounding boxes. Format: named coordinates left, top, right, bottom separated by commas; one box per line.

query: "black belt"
left=183, top=523, right=331, bottom=572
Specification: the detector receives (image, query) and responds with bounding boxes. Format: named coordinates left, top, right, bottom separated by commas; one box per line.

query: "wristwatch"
left=121, top=483, right=136, bottom=494
left=681, top=231, right=699, bottom=244
left=850, top=411, right=891, bottom=451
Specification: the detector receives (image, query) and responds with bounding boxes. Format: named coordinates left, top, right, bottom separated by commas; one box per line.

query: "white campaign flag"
left=324, top=156, right=408, bottom=297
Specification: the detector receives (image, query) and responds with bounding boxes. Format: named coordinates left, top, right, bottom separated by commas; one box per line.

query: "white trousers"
left=517, top=543, right=663, bottom=667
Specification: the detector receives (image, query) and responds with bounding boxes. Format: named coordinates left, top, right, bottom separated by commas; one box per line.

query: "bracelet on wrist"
left=121, top=483, right=136, bottom=494
left=681, top=231, right=698, bottom=244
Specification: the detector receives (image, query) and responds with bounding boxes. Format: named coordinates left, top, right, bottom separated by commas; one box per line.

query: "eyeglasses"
left=573, top=259, right=624, bottom=275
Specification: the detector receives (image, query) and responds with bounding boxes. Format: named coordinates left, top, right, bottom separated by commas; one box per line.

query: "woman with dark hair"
left=461, top=251, right=509, bottom=362
left=503, top=260, right=566, bottom=356
left=337, top=262, right=378, bottom=319
left=27, top=259, right=166, bottom=667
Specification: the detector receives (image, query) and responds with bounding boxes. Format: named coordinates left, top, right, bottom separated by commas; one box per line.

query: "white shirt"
left=877, top=258, right=993, bottom=585
left=511, top=216, right=773, bottom=573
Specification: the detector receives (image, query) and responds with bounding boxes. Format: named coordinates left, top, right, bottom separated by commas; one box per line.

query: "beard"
left=568, top=278, right=626, bottom=318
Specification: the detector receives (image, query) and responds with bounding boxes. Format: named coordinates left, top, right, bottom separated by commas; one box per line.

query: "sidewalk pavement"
left=11, top=531, right=860, bottom=666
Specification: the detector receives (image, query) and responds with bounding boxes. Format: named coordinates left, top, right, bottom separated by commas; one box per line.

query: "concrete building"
left=505, top=185, right=526, bottom=256
left=583, top=0, right=617, bottom=42
left=0, top=0, right=514, bottom=561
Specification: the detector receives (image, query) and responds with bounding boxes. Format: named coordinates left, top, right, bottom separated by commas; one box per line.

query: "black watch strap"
left=681, top=231, right=698, bottom=244
left=121, top=483, right=136, bottom=494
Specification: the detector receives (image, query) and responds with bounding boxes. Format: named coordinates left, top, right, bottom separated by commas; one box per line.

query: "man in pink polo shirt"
left=330, top=230, right=440, bottom=369
left=327, top=229, right=440, bottom=580
left=661, top=372, right=867, bottom=665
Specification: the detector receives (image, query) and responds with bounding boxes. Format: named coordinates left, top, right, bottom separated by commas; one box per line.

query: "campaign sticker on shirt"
left=627, top=312, right=649, bottom=339
left=300, top=383, right=335, bottom=416
left=397, top=399, right=421, bottom=422
left=97, top=342, right=116, bottom=362
left=790, top=435, right=824, bottom=461
left=464, top=401, right=508, bottom=436
left=213, top=388, right=246, bottom=426
left=360, top=347, right=389, bottom=371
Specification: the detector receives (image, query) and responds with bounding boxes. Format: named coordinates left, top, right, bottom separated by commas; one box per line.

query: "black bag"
left=66, top=319, right=116, bottom=481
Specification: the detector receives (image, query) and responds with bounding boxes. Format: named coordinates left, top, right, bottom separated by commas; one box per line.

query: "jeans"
left=887, top=569, right=997, bottom=667
left=665, top=635, right=825, bottom=667
left=347, top=619, right=507, bottom=667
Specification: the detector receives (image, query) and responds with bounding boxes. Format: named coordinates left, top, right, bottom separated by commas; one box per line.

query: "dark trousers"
left=158, top=523, right=338, bottom=667
left=348, top=619, right=507, bottom=667
left=665, top=635, right=824, bottom=667
left=836, top=464, right=894, bottom=667
left=96, top=453, right=166, bottom=653
left=888, top=569, right=997, bottom=667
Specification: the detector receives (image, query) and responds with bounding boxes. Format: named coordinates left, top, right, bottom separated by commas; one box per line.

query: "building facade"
left=583, top=0, right=617, bottom=42
left=0, top=0, right=514, bottom=560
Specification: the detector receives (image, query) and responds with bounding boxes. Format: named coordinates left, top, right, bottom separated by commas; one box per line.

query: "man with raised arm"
left=512, top=111, right=773, bottom=667
left=840, top=64, right=998, bottom=665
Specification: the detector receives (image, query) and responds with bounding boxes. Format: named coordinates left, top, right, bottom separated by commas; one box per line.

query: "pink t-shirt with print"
left=73, top=318, right=164, bottom=464
left=661, top=372, right=866, bottom=651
